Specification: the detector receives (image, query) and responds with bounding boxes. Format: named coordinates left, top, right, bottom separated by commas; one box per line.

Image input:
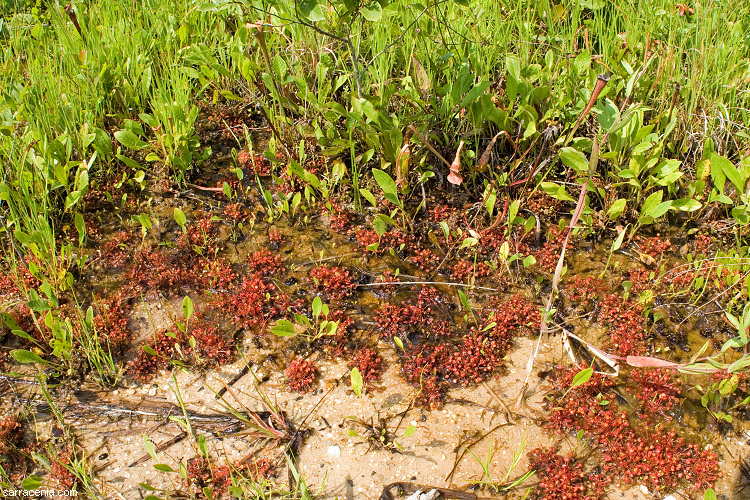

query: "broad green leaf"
left=22, top=475, right=43, bottom=490
left=10, top=349, right=49, bottom=365
left=671, top=199, right=702, bottom=212
left=114, top=129, right=148, bottom=150
left=459, top=80, right=491, bottom=109
left=182, top=296, right=193, bottom=320
left=351, top=367, right=363, bottom=397
left=607, top=199, right=627, bottom=219
left=174, top=207, right=187, bottom=229
left=360, top=1, right=382, bottom=21
left=559, top=147, right=588, bottom=174
left=403, top=424, right=416, bottom=438
left=712, top=153, right=745, bottom=193
left=640, top=191, right=663, bottom=217
left=360, top=188, right=377, bottom=207
left=728, top=357, right=750, bottom=373
left=569, top=368, right=593, bottom=391
left=154, top=464, right=175, bottom=473
left=271, top=319, right=297, bottom=337
left=312, top=295, right=323, bottom=318
left=372, top=168, right=398, bottom=198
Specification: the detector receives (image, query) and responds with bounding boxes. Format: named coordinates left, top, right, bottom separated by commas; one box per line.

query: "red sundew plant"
left=598, top=293, right=646, bottom=356
left=528, top=447, right=604, bottom=500
left=309, top=265, right=356, bottom=299
left=101, top=229, right=138, bottom=269
left=268, top=228, right=285, bottom=247
left=0, top=414, right=23, bottom=456
left=186, top=455, right=213, bottom=489
left=348, top=348, right=384, bottom=383
left=533, top=225, right=569, bottom=272
left=49, top=449, right=77, bottom=490
left=223, top=202, right=250, bottom=223
left=544, top=365, right=719, bottom=494
left=214, top=273, right=293, bottom=331
left=449, top=260, right=491, bottom=282
left=238, top=150, right=271, bottom=176
left=321, top=309, right=355, bottom=357
left=428, top=204, right=454, bottom=223
left=199, top=259, right=237, bottom=290
left=129, top=320, right=234, bottom=381
left=177, top=213, right=221, bottom=256
left=286, top=357, right=317, bottom=393
left=401, top=344, right=451, bottom=409
left=322, top=201, right=354, bottom=233
left=246, top=249, right=283, bottom=276
left=129, top=328, right=185, bottom=381
left=636, top=235, right=672, bottom=258
left=565, top=275, right=607, bottom=303
left=92, top=291, right=132, bottom=352
left=189, top=323, right=235, bottom=366
left=375, top=287, right=454, bottom=338
left=406, top=248, right=440, bottom=271
left=630, top=368, right=680, bottom=419
left=243, top=456, right=275, bottom=480
left=0, top=260, right=40, bottom=298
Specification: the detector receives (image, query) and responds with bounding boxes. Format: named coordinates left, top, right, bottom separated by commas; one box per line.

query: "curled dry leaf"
left=447, top=141, right=465, bottom=185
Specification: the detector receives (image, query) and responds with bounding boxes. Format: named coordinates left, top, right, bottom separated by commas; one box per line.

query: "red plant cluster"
left=286, top=357, right=317, bottom=393
left=177, top=213, right=221, bottom=256
left=126, top=247, right=236, bottom=296
left=214, top=274, right=293, bottom=331
left=268, top=229, right=285, bottom=246
left=223, top=202, right=250, bottom=223
left=244, top=456, right=275, bottom=480
left=428, top=204, right=454, bottom=223
left=398, top=295, right=539, bottom=407
left=545, top=365, right=719, bottom=494
left=565, top=275, right=607, bottom=303
left=348, top=348, right=384, bottom=383
left=524, top=189, right=563, bottom=216
left=0, top=415, right=23, bottom=456
left=637, top=235, right=672, bottom=258
left=528, top=447, right=604, bottom=500
left=0, top=261, right=39, bottom=298
left=101, top=230, right=138, bottom=268
left=191, top=323, right=236, bottom=366
left=407, top=248, right=440, bottom=271
left=322, top=309, right=355, bottom=357
left=322, top=201, right=354, bottom=233
left=627, top=268, right=657, bottom=294
left=246, top=249, right=283, bottom=276
left=129, top=328, right=184, bottom=381
left=401, top=344, right=450, bottom=409
left=533, top=225, right=569, bottom=272
left=597, top=293, right=646, bottom=356
left=450, top=260, right=491, bottom=282
left=375, top=286, right=454, bottom=338
left=693, top=233, right=712, bottom=255
left=129, top=320, right=234, bottom=381
left=50, top=449, right=77, bottom=490
left=186, top=455, right=231, bottom=497
left=309, top=265, right=356, bottom=299
left=238, top=150, right=271, bottom=176
left=629, top=368, right=680, bottom=419
left=92, top=291, right=132, bottom=351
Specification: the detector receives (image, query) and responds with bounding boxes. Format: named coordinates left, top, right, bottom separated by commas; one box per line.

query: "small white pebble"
left=327, top=445, right=340, bottom=457
left=639, top=485, right=650, bottom=494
